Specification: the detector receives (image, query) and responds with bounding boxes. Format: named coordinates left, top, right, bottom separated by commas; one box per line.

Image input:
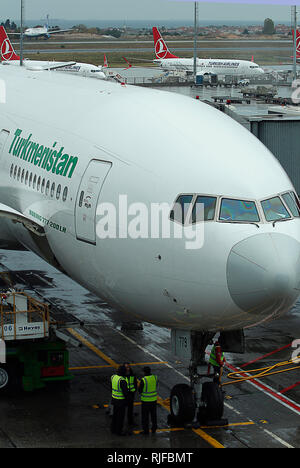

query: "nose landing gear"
left=169, top=330, right=227, bottom=427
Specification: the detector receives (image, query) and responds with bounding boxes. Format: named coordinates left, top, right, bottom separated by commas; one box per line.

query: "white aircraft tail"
left=44, top=14, right=50, bottom=31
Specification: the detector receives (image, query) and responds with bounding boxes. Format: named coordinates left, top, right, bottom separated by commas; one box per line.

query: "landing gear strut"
left=169, top=331, right=226, bottom=426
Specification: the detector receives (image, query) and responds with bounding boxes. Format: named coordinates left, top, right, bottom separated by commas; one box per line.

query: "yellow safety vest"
left=209, top=345, right=224, bottom=368
left=141, top=375, right=158, bottom=402
left=111, top=374, right=126, bottom=400
left=126, top=375, right=136, bottom=393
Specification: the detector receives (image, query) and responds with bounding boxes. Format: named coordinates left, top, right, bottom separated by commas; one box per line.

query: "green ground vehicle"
left=0, top=291, right=73, bottom=393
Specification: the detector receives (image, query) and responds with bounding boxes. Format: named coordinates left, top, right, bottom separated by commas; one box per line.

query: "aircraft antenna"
left=20, top=0, right=24, bottom=66
left=292, top=5, right=298, bottom=82
left=193, top=1, right=198, bottom=83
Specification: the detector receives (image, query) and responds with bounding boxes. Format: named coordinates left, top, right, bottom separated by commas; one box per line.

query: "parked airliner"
left=153, top=27, right=264, bottom=76
left=0, top=27, right=106, bottom=79
left=0, top=65, right=298, bottom=419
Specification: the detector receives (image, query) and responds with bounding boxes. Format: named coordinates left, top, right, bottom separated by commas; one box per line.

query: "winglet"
left=122, top=56, right=132, bottom=70
left=152, top=27, right=178, bottom=60
left=0, top=26, right=20, bottom=62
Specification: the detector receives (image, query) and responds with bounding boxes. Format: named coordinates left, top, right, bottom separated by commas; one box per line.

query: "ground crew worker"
left=123, top=362, right=138, bottom=427
left=207, top=340, right=226, bottom=383
left=110, top=365, right=129, bottom=436
left=138, top=366, right=158, bottom=435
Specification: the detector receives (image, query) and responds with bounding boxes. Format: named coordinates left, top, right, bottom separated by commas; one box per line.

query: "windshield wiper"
left=272, top=218, right=291, bottom=227
left=220, top=220, right=260, bottom=228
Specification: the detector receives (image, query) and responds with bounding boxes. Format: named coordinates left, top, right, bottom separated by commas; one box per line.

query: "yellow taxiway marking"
left=133, top=428, right=184, bottom=435
left=192, top=428, right=225, bottom=448
left=69, top=362, right=167, bottom=371
left=200, top=421, right=255, bottom=429
left=67, top=328, right=119, bottom=368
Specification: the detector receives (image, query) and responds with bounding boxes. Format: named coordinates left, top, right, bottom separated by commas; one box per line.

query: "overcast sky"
left=0, top=0, right=295, bottom=22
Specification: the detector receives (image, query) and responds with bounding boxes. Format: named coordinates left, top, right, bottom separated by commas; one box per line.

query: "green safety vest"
left=126, top=375, right=136, bottom=393
left=141, top=375, right=158, bottom=402
left=111, top=374, right=126, bottom=400
left=209, top=345, right=224, bottom=368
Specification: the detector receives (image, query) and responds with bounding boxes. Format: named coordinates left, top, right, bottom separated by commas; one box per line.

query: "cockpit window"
left=191, top=196, right=217, bottom=223
left=261, top=196, right=291, bottom=222
left=282, top=192, right=300, bottom=218
left=219, top=198, right=260, bottom=222
left=170, top=195, right=193, bottom=225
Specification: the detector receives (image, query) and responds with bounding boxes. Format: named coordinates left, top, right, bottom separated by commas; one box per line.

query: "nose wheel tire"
left=0, top=367, right=9, bottom=390
left=170, top=384, right=195, bottom=425
left=200, top=381, right=224, bottom=421
left=0, top=363, right=22, bottom=395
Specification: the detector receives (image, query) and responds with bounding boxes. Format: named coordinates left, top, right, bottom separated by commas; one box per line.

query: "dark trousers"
left=126, top=393, right=135, bottom=426
left=111, top=399, right=126, bottom=435
left=141, top=401, right=157, bottom=434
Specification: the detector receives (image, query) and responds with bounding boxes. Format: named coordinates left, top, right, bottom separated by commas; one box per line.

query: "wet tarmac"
left=0, top=249, right=299, bottom=450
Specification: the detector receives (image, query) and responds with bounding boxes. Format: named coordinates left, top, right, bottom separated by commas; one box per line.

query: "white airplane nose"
left=227, top=233, right=300, bottom=317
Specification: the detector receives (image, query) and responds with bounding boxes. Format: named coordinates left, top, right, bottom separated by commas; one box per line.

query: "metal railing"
left=0, top=291, right=50, bottom=340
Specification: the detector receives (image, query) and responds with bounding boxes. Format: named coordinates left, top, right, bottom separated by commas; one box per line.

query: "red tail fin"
left=152, top=27, right=178, bottom=60
left=0, top=26, right=20, bottom=61
left=103, top=54, right=108, bottom=68
left=292, top=29, right=300, bottom=58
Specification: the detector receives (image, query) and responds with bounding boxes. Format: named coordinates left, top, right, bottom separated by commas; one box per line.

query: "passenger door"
left=75, top=159, right=112, bottom=244
left=0, top=129, right=10, bottom=159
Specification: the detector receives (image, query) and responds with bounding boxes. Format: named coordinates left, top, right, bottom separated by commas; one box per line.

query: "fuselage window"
left=261, top=196, right=291, bottom=222
left=219, top=198, right=260, bottom=222
left=37, top=176, right=41, bottom=191
left=29, top=172, right=33, bottom=187
left=17, top=167, right=21, bottom=181
left=191, top=196, right=217, bottom=223
left=50, top=182, right=55, bottom=198
left=25, top=171, right=29, bottom=185
left=56, top=184, right=61, bottom=200
left=13, top=165, right=17, bottom=179
left=79, top=191, right=84, bottom=208
left=21, top=169, right=25, bottom=183
left=33, top=174, right=37, bottom=189
left=45, top=180, right=50, bottom=196
left=170, top=194, right=193, bottom=225
left=62, top=186, right=68, bottom=202
left=282, top=192, right=300, bottom=218
left=10, top=164, right=13, bottom=177
left=41, top=178, right=45, bottom=194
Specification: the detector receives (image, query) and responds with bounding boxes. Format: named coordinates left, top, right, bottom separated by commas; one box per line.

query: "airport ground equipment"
left=195, top=73, right=218, bottom=87
left=241, top=85, right=277, bottom=99
left=0, top=291, right=75, bottom=393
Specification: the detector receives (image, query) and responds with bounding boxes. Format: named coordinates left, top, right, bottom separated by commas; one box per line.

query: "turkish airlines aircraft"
left=0, top=65, right=299, bottom=421
left=152, top=27, right=264, bottom=76
left=0, top=27, right=106, bottom=79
